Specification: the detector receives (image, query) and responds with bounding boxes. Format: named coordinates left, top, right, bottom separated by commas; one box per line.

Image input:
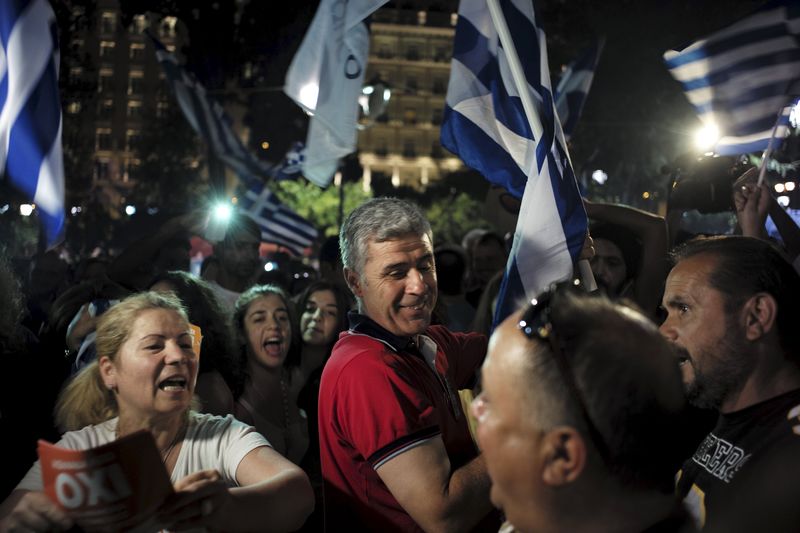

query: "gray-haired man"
left=318, top=198, right=498, bottom=532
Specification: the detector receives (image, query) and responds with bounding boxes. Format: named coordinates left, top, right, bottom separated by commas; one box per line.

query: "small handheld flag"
left=664, top=0, right=800, bottom=156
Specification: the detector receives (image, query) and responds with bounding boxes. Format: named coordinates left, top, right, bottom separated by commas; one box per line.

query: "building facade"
left=63, top=0, right=190, bottom=209
left=358, top=9, right=463, bottom=190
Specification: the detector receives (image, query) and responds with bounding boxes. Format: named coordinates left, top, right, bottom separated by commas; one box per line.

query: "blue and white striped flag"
left=152, top=37, right=317, bottom=251
left=152, top=36, right=274, bottom=181
left=664, top=0, right=800, bottom=155
left=555, top=39, right=604, bottom=141
left=441, top=0, right=587, bottom=326
left=0, top=0, right=65, bottom=247
left=273, top=141, right=306, bottom=181
left=237, top=181, right=318, bottom=256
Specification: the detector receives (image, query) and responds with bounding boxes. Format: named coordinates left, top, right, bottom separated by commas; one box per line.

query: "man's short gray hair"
left=340, top=197, right=433, bottom=275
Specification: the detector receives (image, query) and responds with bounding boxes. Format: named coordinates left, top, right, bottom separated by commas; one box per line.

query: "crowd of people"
left=0, top=163, right=799, bottom=532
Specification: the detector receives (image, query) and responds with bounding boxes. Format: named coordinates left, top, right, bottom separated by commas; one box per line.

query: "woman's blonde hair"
left=55, top=292, right=188, bottom=431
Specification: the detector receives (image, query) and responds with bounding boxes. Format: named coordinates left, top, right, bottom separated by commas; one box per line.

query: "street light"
left=19, top=204, right=34, bottom=216
left=213, top=203, right=232, bottom=222
left=358, top=76, right=391, bottom=130
left=694, top=123, right=719, bottom=152
left=591, top=169, right=608, bottom=185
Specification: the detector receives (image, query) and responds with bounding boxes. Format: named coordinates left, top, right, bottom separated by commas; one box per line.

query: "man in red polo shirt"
left=318, top=197, right=498, bottom=532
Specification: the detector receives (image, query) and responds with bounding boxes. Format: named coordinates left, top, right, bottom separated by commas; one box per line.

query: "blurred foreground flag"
left=238, top=181, right=318, bottom=257
left=0, top=0, right=65, bottom=247
left=284, top=0, right=387, bottom=188
left=555, top=39, right=604, bottom=141
left=441, top=0, right=587, bottom=326
left=664, top=0, right=800, bottom=155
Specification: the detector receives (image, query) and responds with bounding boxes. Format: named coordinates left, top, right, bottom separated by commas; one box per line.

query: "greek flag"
left=237, top=181, right=318, bottom=256
left=555, top=39, right=604, bottom=141
left=273, top=141, right=306, bottom=181
left=152, top=36, right=273, bottom=180
left=0, top=0, right=65, bottom=247
left=664, top=0, right=800, bottom=155
left=441, top=0, right=587, bottom=326
left=284, top=0, right=387, bottom=188
left=152, top=36, right=317, bottom=251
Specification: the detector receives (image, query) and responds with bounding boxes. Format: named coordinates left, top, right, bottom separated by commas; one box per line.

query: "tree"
left=425, top=191, right=490, bottom=246
left=273, top=180, right=372, bottom=237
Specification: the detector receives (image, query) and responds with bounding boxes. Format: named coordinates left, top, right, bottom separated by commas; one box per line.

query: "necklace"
left=279, top=373, right=290, bottom=429
left=249, top=368, right=291, bottom=429
left=116, top=419, right=186, bottom=465
left=160, top=427, right=183, bottom=465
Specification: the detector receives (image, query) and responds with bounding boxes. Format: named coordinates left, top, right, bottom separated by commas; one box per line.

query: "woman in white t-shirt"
left=0, top=291, right=313, bottom=532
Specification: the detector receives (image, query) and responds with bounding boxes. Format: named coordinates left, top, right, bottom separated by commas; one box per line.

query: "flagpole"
left=756, top=106, right=786, bottom=187
left=486, top=0, right=543, bottom=142
left=485, top=0, right=596, bottom=292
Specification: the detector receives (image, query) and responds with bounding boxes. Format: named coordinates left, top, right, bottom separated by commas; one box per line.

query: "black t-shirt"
left=676, top=388, right=800, bottom=531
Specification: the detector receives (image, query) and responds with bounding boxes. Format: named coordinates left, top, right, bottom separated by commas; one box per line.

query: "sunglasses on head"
left=517, top=280, right=611, bottom=464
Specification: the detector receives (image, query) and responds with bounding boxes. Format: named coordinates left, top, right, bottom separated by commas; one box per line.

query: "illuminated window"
left=124, top=159, right=140, bottom=182
left=127, top=100, right=142, bottom=118
left=68, top=67, right=82, bottom=83
left=125, top=130, right=140, bottom=152
left=98, top=99, right=114, bottom=119
left=160, top=16, right=177, bottom=38
left=96, top=129, right=112, bottom=151
left=156, top=101, right=169, bottom=118
left=99, top=69, right=114, bottom=93
left=130, top=43, right=145, bottom=61
left=128, top=72, right=144, bottom=95
left=96, top=159, right=110, bottom=180
left=100, top=12, right=116, bottom=34
left=99, top=41, right=115, bottom=59
left=132, top=14, right=148, bottom=34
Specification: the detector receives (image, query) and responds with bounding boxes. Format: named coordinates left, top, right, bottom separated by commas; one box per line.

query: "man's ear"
left=741, top=292, right=777, bottom=341
left=98, top=356, right=117, bottom=391
left=541, top=427, right=586, bottom=486
left=344, top=268, right=363, bottom=299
